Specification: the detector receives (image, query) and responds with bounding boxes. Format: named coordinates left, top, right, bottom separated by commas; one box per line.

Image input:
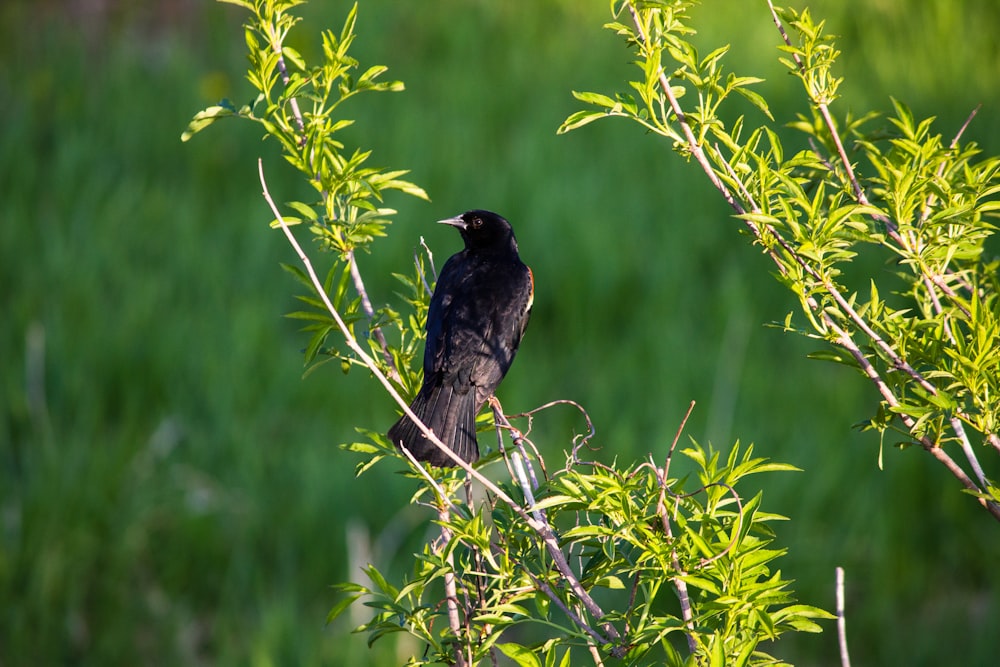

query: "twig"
left=663, top=401, right=695, bottom=483
left=489, top=398, right=624, bottom=646
left=836, top=567, right=851, bottom=667
left=527, top=571, right=608, bottom=649
left=399, top=445, right=460, bottom=512
left=921, top=104, right=981, bottom=224
left=950, top=417, right=989, bottom=490
left=658, top=401, right=698, bottom=655
left=921, top=274, right=956, bottom=344
left=267, top=18, right=306, bottom=143
left=491, top=397, right=543, bottom=491
left=347, top=249, right=399, bottom=381
left=989, top=433, right=1000, bottom=456
left=490, top=398, right=546, bottom=500
left=513, top=398, right=597, bottom=465
left=438, top=503, right=468, bottom=667
left=586, top=643, right=606, bottom=667
left=496, top=403, right=549, bottom=478
left=764, top=1, right=891, bottom=228
left=416, top=236, right=435, bottom=297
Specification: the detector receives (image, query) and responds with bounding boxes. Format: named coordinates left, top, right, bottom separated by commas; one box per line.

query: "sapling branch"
left=525, top=570, right=608, bottom=650
left=619, top=1, right=1000, bottom=518
left=399, top=445, right=460, bottom=512
left=260, top=158, right=625, bottom=649
left=763, top=1, right=1000, bottom=512
left=764, top=1, right=893, bottom=232
left=491, top=397, right=543, bottom=492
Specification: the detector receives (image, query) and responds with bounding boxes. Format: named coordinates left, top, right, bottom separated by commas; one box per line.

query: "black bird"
left=388, top=210, right=533, bottom=467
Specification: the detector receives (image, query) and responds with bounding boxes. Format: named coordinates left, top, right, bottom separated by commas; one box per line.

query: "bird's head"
left=438, top=210, right=518, bottom=254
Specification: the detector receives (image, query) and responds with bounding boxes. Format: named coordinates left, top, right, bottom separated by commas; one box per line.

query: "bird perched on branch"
left=388, top=210, right=533, bottom=467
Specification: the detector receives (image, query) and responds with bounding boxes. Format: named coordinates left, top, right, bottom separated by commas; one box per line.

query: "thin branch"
left=267, top=18, right=306, bottom=142
left=527, top=571, right=608, bottom=650
left=490, top=400, right=549, bottom=505
left=488, top=398, right=624, bottom=646
left=989, top=433, right=1000, bottom=456
left=921, top=274, right=956, bottom=344
left=764, top=1, right=891, bottom=226
left=512, top=399, right=597, bottom=466
left=950, top=104, right=981, bottom=148
left=663, top=401, right=696, bottom=482
left=416, top=236, right=435, bottom=296
left=836, top=567, right=851, bottom=667
left=921, top=104, right=981, bottom=224
left=759, top=4, right=999, bottom=515
left=514, top=399, right=595, bottom=440
left=950, top=417, right=989, bottom=490
left=347, top=249, right=399, bottom=381
left=657, top=401, right=698, bottom=655
left=438, top=503, right=468, bottom=667
left=491, top=397, right=544, bottom=491
left=586, top=643, right=606, bottom=667
left=767, top=0, right=975, bottom=322
left=399, top=445, right=460, bottom=511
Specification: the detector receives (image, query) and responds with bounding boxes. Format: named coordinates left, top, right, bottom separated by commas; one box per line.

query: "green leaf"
left=496, top=643, right=542, bottom=667
left=806, top=349, right=860, bottom=368
left=342, top=441, right=380, bottom=454
left=286, top=200, right=319, bottom=220
left=733, top=86, right=773, bottom=120
left=181, top=105, right=235, bottom=141
left=326, top=591, right=363, bottom=624
left=571, top=90, right=618, bottom=108
left=268, top=215, right=302, bottom=228
left=558, top=109, right=611, bottom=134
left=593, top=575, right=626, bottom=589
left=282, top=46, right=306, bottom=71
left=529, top=494, right=580, bottom=512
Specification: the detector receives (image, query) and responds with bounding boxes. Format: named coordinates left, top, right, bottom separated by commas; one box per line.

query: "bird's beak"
left=437, top=215, right=467, bottom=230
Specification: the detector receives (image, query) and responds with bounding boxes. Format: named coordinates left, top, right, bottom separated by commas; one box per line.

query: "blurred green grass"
left=2, top=0, right=999, bottom=664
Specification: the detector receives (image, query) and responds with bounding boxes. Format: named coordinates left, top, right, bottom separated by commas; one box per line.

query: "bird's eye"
left=469, top=217, right=483, bottom=229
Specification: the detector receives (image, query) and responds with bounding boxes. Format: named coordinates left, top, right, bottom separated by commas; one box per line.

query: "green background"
left=3, top=0, right=998, bottom=664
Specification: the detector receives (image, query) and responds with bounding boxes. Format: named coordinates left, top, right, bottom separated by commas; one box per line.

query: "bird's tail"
left=387, top=384, right=479, bottom=467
